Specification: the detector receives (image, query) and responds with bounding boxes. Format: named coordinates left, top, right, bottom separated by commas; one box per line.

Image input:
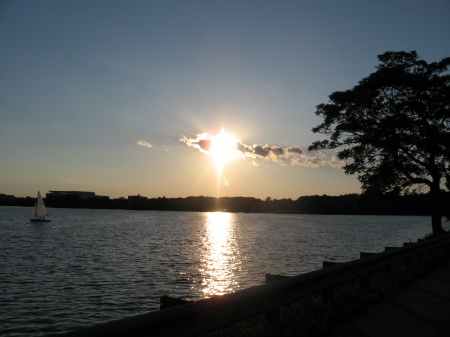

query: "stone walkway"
left=328, top=259, right=450, bottom=337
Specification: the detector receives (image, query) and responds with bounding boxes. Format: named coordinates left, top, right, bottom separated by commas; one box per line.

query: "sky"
left=1, top=0, right=449, bottom=200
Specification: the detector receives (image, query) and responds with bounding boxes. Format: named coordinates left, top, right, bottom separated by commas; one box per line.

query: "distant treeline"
left=3, top=193, right=450, bottom=216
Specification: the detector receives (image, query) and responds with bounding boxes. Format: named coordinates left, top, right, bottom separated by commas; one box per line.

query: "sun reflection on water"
left=200, top=212, right=239, bottom=297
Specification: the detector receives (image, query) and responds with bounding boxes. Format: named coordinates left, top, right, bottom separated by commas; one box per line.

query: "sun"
left=208, top=129, right=240, bottom=176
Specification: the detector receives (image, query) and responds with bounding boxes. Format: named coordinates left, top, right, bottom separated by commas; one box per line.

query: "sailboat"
left=30, top=191, right=51, bottom=222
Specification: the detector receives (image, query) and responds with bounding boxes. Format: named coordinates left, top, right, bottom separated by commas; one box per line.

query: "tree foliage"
left=309, top=51, right=450, bottom=234
left=3, top=193, right=446, bottom=217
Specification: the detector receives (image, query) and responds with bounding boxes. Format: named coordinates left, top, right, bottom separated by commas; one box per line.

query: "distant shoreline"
left=2, top=193, right=448, bottom=216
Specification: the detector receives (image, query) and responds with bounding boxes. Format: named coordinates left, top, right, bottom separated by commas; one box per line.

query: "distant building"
left=128, top=194, right=148, bottom=202
left=94, top=195, right=110, bottom=200
left=46, top=191, right=109, bottom=200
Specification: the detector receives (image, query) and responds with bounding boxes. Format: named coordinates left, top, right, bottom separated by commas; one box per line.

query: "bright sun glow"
left=208, top=129, right=240, bottom=176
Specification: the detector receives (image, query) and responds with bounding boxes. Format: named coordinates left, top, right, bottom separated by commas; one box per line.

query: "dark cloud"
left=198, top=139, right=211, bottom=152
left=287, top=147, right=305, bottom=155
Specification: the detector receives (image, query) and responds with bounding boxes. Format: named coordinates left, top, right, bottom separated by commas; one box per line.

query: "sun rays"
left=208, top=129, right=241, bottom=176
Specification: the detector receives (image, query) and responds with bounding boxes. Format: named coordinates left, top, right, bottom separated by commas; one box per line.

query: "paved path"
left=329, top=259, right=450, bottom=337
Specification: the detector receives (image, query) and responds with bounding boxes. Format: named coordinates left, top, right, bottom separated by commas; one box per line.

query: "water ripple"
left=0, top=207, right=445, bottom=336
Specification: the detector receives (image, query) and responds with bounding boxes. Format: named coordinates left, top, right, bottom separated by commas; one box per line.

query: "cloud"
left=326, top=156, right=346, bottom=168
left=136, top=140, right=153, bottom=148
left=179, top=133, right=211, bottom=154
left=236, top=143, right=307, bottom=165
left=180, top=133, right=344, bottom=168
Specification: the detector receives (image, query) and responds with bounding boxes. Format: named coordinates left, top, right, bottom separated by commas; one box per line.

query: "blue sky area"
left=1, top=0, right=449, bottom=199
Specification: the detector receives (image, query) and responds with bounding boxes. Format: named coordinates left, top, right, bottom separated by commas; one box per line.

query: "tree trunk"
left=430, top=180, right=444, bottom=235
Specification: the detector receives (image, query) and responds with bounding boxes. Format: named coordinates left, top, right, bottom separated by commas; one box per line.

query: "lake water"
left=1, top=206, right=447, bottom=336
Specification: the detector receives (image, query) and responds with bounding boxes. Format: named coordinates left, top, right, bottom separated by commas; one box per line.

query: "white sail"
left=31, top=191, right=49, bottom=218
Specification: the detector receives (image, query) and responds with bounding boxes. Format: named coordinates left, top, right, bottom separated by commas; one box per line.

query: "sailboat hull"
left=30, top=218, right=51, bottom=223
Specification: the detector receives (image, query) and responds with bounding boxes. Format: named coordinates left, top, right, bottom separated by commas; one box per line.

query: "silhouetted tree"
left=309, top=51, right=450, bottom=235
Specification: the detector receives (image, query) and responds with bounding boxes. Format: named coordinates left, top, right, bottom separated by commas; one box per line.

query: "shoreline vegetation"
left=2, top=193, right=449, bottom=216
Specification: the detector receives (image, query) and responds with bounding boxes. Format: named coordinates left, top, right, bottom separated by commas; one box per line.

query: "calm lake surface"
left=1, top=206, right=448, bottom=336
